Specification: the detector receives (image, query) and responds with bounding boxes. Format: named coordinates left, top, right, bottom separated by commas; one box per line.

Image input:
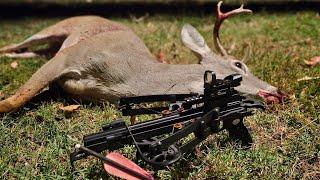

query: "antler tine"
left=214, top=1, right=252, bottom=56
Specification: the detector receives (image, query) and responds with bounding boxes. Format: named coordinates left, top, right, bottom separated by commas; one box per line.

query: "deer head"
left=181, top=1, right=285, bottom=103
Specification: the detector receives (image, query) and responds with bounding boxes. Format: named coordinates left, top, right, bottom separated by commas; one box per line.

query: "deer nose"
left=257, top=89, right=286, bottom=104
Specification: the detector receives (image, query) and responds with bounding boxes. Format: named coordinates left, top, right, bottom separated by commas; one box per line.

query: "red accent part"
left=104, top=152, right=153, bottom=180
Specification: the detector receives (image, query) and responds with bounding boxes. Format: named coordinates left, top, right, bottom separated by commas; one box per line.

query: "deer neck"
left=122, top=63, right=210, bottom=96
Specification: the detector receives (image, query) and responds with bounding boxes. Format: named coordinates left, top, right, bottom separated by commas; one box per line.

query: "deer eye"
left=234, top=62, right=243, bottom=69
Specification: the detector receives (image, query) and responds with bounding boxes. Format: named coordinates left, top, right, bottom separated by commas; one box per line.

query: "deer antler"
left=213, top=1, right=252, bottom=56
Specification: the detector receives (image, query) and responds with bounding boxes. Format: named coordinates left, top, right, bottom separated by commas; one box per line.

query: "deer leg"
left=0, top=34, right=66, bottom=58
left=0, top=55, right=66, bottom=113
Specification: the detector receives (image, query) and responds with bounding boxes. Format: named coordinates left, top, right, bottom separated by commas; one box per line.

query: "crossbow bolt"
left=75, top=145, right=153, bottom=180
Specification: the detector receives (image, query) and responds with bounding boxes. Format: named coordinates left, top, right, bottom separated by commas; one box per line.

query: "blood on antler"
left=213, top=1, right=252, bottom=56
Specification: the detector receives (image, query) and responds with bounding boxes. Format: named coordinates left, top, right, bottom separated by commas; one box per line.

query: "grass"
left=0, top=11, right=319, bottom=179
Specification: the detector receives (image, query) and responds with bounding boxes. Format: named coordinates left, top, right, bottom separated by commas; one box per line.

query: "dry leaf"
left=157, top=52, right=168, bottom=64
left=10, top=61, right=19, bottom=69
left=304, top=56, right=320, bottom=66
left=0, top=91, right=4, bottom=98
left=58, top=104, right=80, bottom=112
left=130, top=116, right=138, bottom=125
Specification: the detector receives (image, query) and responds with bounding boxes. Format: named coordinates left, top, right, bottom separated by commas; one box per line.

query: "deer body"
left=0, top=2, right=284, bottom=113
left=55, top=31, right=208, bottom=101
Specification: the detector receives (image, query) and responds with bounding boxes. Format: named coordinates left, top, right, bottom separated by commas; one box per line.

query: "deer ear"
left=181, top=24, right=211, bottom=62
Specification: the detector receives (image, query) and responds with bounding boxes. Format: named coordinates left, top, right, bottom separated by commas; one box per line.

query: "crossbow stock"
left=70, top=71, right=264, bottom=169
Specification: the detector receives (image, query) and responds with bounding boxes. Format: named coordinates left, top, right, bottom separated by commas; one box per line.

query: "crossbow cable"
left=126, top=125, right=182, bottom=168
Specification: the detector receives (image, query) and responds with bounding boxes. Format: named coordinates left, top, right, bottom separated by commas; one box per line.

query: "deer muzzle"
left=257, top=90, right=286, bottom=104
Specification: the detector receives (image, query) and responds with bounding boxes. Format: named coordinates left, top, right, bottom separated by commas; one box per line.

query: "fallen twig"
left=297, top=76, right=320, bottom=82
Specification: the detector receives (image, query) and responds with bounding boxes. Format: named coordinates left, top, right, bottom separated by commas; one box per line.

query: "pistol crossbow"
left=70, top=71, right=264, bottom=168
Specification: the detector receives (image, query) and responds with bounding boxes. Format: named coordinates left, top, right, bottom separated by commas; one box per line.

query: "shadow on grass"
left=0, top=83, right=100, bottom=119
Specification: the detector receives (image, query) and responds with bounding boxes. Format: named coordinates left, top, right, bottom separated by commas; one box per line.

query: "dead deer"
left=0, top=1, right=284, bottom=113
